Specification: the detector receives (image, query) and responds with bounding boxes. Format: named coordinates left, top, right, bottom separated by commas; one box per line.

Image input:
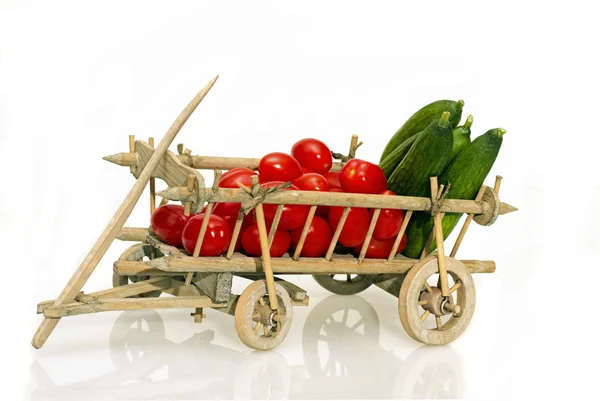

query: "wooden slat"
left=358, top=208, right=380, bottom=262
left=325, top=207, right=350, bottom=261
left=388, top=210, right=412, bottom=261
left=293, top=206, right=317, bottom=260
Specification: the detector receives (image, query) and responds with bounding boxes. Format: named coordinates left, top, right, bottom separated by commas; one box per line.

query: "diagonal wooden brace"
left=31, top=75, right=219, bottom=349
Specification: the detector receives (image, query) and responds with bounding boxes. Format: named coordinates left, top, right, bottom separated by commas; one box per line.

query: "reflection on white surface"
left=29, top=295, right=464, bottom=400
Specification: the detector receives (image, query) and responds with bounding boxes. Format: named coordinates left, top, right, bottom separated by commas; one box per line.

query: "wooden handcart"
left=32, top=76, right=517, bottom=350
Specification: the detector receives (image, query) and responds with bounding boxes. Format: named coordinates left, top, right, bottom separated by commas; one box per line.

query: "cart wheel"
left=234, top=280, right=293, bottom=351
left=399, top=256, right=476, bottom=345
left=114, top=243, right=165, bottom=298
left=312, top=274, right=372, bottom=295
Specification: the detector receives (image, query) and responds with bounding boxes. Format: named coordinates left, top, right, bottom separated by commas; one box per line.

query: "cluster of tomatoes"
left=150, top=138, right=407, bottom=258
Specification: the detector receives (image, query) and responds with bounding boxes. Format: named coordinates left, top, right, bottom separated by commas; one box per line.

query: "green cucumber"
left=450, top=114, right=473, bottom=162
left=387, top=111, right=454, bottom=197
left=401, top=128, right=505, bottom=258
left=379, top=99, right=464, bottom=163
left=379, top=133, right=419, bottom=179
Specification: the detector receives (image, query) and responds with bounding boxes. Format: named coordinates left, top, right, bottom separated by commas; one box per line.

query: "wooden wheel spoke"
left=263, top=325, right=269, bottom=337
left=423, top=282, right=433, bottom=293
left=258, top=297, right=266, bottom=306
left=420, top=310, right=430, bottom=322
left=435, top=316, right=442, bottom=330
left=449, top=281, right=462, bottom=294
left=418, top=300, right=428, bottom=306
left=346, top=274, right=352, bottom=283
left=254, top=321, right=263, bottom=334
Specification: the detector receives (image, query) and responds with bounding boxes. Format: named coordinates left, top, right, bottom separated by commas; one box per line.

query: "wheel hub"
left=419, top=287, right=461, bottom=317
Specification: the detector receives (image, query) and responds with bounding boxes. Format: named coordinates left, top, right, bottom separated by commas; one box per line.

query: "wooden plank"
left=43, top=296, right=226, bottom=318
left=114, top=255, right=495, bottom=275
left=32, top=75, right=219, bottom=349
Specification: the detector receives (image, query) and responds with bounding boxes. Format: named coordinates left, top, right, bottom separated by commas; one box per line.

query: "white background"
left=1, top=0, right=599, bottom=399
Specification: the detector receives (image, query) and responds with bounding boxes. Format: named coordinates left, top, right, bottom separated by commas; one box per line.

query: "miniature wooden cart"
left=32, top=76, right=517, bottom=350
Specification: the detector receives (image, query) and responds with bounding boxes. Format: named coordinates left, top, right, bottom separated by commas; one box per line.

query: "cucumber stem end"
left=439, top=111, right=451, bottom=127
left=464, top=115, right=473, bottom=129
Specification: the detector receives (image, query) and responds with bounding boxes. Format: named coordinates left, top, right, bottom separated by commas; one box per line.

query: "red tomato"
left=293, top=173, right=329, bottom=191
left=290, top=216, right=333, bottom=257
left=213, top=167, right=257, bottom=220
left=261, top=181, right=310, bottom=231
left=241, top=224, right=291, bottom=257
left=151, top=205, right=191, bottom=247
left=316, top=187, right=343, bottom=218
left=218, top=211, right=254, bottom=252
left=339, top=159, right=387, bottom=194
left=291, top=138, right=333, bottom=175
left=219, top=167, right=256, bottom=188
left=181, top=213, right=231, bottom=256
left=328, top=206, right=370, bottom=248
left=371, top=190, right=405, bottom=240
left=324, top=171, right=342, bottom=189
left=301, top=166, right=312, bottom=174
left=258, top=152, right=302, bottom=183
left=353, top=235, right=407, bottom=259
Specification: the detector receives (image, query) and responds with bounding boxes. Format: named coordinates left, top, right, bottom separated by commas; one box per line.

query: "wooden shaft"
left=116, top=257, right=496, bottom=275
left=325, top=207, right=351, bottom=261
left=251, top=176, right=278, bottom=310
left=116, top=227, right=149, bottom=241
left=293, top=206, right=317, bottom=260
left=421, top=212, right=445, bottom=259
left=358, top=209, right=381, bottom=262
left=102, top=152, right=138, bottom=167
left=181, top=155, right=344, bottom=172
left=198, top=188, right=488, bottom=214
left=184, top=174, right=195, bottom=216
left=494, top=175, right=503, bottom=194
left=226, top=212, right=245, bottom=259
left=388, top=210, right=412, bottom=262
left=430, top=177, right=439, bottom=205
left=267, top=205, right=284, bottom=248
left=160, top=197, right=169, bottom=206
left=149, top=137, right=156, bottom=214
left=433, top=213, right=450, bottom=296
left=43, top=296, right=224, bottom=318
left=450, top=185, right=487, bottom=258
left=31, top=74, right=219, bottom=349
left=129, top=135, right=135, bottom=173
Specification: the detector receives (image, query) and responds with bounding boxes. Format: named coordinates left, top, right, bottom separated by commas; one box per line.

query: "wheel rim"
left=312, top=274, right=372, bottom=295
left=235, top=280, right=293, bottom=350
left=399, top=256, right=475, bottom=345
left=115, top=243, right=164, bottom=298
